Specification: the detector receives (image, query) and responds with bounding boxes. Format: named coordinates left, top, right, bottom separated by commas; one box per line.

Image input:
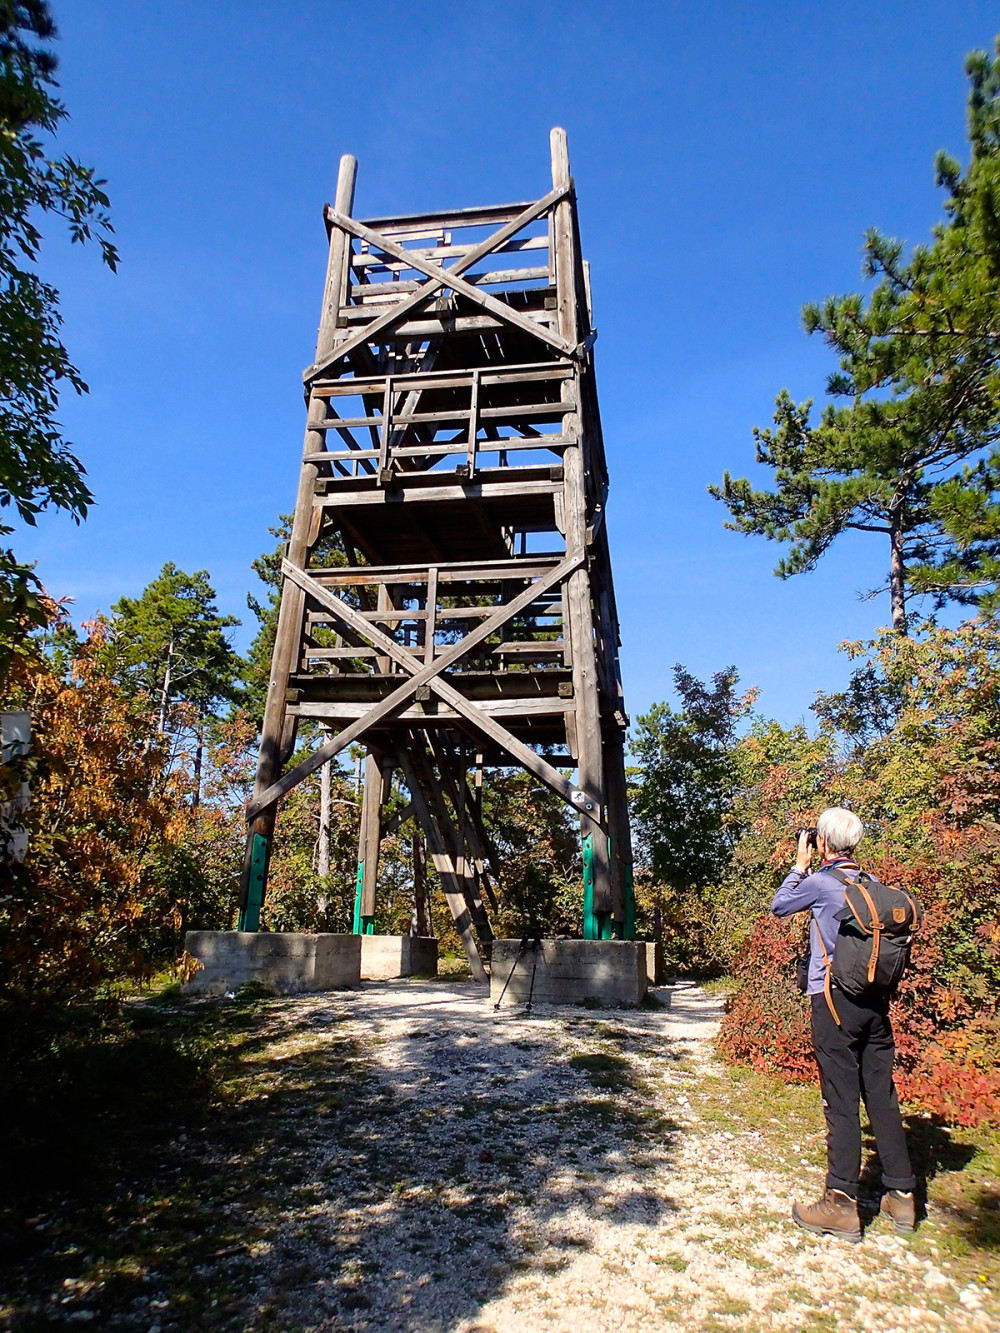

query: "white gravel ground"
left=231, top=979, right=999, bottom=1333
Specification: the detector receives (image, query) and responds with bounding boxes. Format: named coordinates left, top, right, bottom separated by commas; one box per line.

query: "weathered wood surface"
left=241, top=129, right=633, bottom=942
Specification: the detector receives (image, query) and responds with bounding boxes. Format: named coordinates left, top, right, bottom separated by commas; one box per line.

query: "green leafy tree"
left=111, top=564, right=241, bottom=798
left=0, top=1, right=117, bottom=681
left=711, top=39, right=1000, bottom=632
left=631, top=666, right=756, bottom=894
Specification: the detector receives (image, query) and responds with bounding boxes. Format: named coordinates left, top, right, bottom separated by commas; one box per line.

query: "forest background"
left=1, top=1, right=999, bottom=1147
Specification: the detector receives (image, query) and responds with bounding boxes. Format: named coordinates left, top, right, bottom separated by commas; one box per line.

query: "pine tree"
left=711, top=38, right=1000, bottom=631
left=111, top=564, right=241, bottom=795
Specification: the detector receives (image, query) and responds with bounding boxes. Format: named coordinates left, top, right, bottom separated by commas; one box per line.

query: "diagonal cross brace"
left=246, top=553, right=594, bottom=823
left=327, top=211, right=576, bottom=362
left=303, top=185, right=570, bottom=382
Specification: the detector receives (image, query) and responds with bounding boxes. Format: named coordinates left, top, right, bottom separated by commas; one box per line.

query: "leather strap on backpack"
left=854, top=877, right=883, bottom=985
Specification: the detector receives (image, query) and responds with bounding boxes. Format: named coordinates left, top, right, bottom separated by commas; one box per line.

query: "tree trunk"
left=888, top=508, right=908, bottom=633
left=318, top=759, right=332, bottom=879
left=157, top=632, right=174, bottom=735
left=192, top=713, right=203, bottom=809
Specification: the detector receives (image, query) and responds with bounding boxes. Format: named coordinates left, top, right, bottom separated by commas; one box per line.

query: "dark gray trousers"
left=810, top=990, right=916, bottom=1196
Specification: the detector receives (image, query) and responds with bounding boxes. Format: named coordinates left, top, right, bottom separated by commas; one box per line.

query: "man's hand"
left=795, top=830, right=814, bottom=874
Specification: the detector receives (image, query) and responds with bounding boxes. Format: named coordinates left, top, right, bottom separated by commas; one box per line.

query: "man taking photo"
left=771, top=807, right=917, bottom=1242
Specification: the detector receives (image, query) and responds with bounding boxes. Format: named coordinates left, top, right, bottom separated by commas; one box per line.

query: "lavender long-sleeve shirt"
left=770, top=859, right=861, bottom=996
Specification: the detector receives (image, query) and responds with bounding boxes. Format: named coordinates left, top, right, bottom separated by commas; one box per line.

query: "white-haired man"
left=771, top=806, right=916, bottom=1242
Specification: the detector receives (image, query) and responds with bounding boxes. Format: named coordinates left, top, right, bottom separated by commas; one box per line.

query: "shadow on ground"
left=0, top=982, right=682, bottom=1332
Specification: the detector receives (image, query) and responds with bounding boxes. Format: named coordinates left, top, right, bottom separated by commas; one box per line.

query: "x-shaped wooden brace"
left=246, top=552, right=600, bottom=828
left=302, top=185, right=575, bottom=383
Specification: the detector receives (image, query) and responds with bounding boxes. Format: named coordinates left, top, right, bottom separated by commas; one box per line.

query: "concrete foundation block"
left=182, top=931, right=361, bottom=996
left=360, top=935, right=438, bottom=979
left=490, top=939, right=647, bottom=1008
left=642, top=941, right=666, bottom=986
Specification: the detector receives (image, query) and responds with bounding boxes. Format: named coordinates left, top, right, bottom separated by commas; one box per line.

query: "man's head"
left=816, top=807, right=864, bottom=856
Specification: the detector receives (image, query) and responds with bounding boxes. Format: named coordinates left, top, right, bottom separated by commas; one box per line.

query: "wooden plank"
left=350, top=234, right=550, bottom=268
left=551, top=126, right=613, bottom=913
left=305, top=557, right=562, bottom=583
left=303, top=436, right=567, bottom=465
left=311, top=361, right=570, bottom=395
left=287, top=697, right=574, bottom=720
left=304, top=185, right=569, bottom=381
left=359, top=200, right=534, bottom=231
left=329, top=209, right=576, bottom=360
left=350, top=266, right=550, bottom=296
left=314, top=479, right=560, bottom=506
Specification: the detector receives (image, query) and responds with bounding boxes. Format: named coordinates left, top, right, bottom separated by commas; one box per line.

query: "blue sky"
left=18, top=0, right=1000, bottom=727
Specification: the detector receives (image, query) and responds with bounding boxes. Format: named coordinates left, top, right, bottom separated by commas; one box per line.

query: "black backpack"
left=814, top=868, right=921, bottom=1024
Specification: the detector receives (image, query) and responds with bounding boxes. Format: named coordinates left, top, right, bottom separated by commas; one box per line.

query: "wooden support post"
left=603, top=731, right=634, bottom=935
left=354, top=750, right=383, bottom=932
left=424, top=566, right=438, bottom=664
left=239, top=153, right=357, bottom=927
left=411, top=834, right=431, bottom=938
left=416, top=741, right=493, bottom=945
left=318, top=758, right=332, bottom=880
left=466, top=368, right=480, bottom=476
left=399, top=748, right=487, bottom=984
left=551, top=126, right=613, bottom=936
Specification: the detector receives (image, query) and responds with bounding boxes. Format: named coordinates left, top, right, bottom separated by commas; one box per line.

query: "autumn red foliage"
left=716, top=621, right=1000, bottom=1128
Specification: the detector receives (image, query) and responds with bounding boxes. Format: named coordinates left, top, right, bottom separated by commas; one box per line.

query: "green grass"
left=699, top=1052, right=1000, bottom=1290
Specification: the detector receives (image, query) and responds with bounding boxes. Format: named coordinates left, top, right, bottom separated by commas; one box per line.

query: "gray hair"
left=817, top=807, right=864, bottom=854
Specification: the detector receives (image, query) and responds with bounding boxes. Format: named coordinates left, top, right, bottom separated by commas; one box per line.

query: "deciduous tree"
left=0, top=1, right=117, bottom=682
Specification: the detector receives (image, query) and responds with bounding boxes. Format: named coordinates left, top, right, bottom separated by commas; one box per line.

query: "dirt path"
left=7, top=979, right=996, bottom=1332
left=221, top=980, right=998, bottom=1333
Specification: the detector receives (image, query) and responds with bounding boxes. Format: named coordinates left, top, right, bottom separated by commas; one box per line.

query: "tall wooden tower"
left=239, top=129, right=633, bottom=980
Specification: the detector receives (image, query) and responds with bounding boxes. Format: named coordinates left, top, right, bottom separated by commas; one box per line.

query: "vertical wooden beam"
left=318, top=758, right=332, bottom=880
left=411, top=834, right=431, bottom=938
left=240, top=154, right=358, bottom=926
left=399, top=749, right=488, bottom=984
left=466, top=368, right=480, bottom=476
left=550, top=127, right=613, bottom=934
left=316, top=154, right=358, bottom=363
left=423, top=566, right=438, bottom=664
left=355, top=751, right=383, bottom=929
left=416, top=741, right=493, bottom=944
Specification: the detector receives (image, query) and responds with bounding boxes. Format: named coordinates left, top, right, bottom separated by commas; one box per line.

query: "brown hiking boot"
left=880, top=1189, right=916, bottom=1234
left=792, top=1189, right=862, bottom=1242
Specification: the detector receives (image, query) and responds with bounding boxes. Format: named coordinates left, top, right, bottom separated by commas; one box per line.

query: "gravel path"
left=10, top=980, right=994, bottom=1332
left=222, top=979, right=998, bottom=1333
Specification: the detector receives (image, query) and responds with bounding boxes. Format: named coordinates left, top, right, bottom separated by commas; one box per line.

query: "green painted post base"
left=238, top=833, right=268, bottom=931
left=582, top=833, right=615, bottom=939
left=623, top=862, right=636, bottom=940
left=582, top=833, right=596, bottom=938
left=352, top=860, right=365, bottom=934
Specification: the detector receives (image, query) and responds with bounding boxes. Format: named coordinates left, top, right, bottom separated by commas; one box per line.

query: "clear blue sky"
left=19, top=0, right=1000, bottom=727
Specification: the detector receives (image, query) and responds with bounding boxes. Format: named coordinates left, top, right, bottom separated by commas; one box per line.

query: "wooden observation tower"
left=239, top=129, right=633, bottom=980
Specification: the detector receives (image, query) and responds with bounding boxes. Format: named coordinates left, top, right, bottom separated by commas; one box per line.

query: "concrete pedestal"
left=360, top=935, right=438, bottom=979
left=642, top=941, right=666, bottom=986
left=182, top=931, right=361, bottom=996
left=490, top=939, right=647, bottom=1008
